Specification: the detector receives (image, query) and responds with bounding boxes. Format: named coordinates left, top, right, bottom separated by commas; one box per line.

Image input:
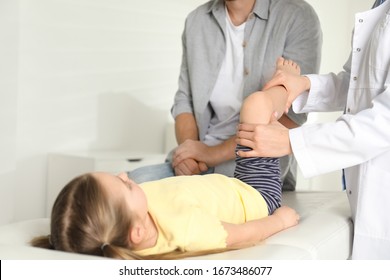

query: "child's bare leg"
left=240, top=58, right=301, bottom=125
left=239, top=86, right=287, bottom=125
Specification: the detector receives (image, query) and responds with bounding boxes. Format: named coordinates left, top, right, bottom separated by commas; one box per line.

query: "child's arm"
left=221, top=206, right=299, bottom=248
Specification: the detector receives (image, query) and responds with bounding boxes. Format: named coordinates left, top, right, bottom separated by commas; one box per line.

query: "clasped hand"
left=172, top=139, right=209, bottom=176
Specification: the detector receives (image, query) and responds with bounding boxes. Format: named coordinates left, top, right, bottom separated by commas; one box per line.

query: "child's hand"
left=273, top=206, right=300, bottom=229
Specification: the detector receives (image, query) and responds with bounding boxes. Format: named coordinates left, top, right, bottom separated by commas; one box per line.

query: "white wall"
left=0, top=0, right=374, bottom=225
left=0, top=0, right=206, bottom=225
left=0, top=0, right=19, bottom=225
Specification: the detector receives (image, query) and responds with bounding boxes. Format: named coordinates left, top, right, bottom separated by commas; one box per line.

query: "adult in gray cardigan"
left=129, top=0, right=322, bottom=191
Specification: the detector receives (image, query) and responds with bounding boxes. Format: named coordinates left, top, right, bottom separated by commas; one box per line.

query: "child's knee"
left=240, top=92, right=273, bottom=124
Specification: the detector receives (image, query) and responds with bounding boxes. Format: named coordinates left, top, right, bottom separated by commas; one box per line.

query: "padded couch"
left=0, top=191, right=352, bottom=260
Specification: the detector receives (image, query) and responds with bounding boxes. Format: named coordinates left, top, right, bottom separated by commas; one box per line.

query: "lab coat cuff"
left=289, top=127, right=319, bottom=178
left=292, top=92, right=309, bottom=113
left=292, top=75, right=319, bottom=113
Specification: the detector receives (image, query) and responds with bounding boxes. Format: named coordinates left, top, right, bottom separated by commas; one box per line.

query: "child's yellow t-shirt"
left=136, top=173, right=268, bottom=256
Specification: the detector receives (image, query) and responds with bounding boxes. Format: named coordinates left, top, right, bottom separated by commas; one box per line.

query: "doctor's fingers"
left=285, top=100, right=293, bottom=113
left=235, top=136, right=256, bottom=150
left=236, top=148, right=261, bottom=158
left=235, top=137, right=272, bottom=158
left=236, top=129, right=255, bottom=141
left=237, top=123, right=256, bottom=132
left=262, top=70, right=285, bottom=91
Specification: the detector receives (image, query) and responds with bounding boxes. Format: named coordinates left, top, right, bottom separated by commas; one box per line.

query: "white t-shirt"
left=204, top=10, right=245, bottom=146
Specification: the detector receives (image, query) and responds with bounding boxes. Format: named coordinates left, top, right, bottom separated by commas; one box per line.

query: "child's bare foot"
left=276, top=57, right=301, bottom=76
left=262, top=57, right=309, bottom=113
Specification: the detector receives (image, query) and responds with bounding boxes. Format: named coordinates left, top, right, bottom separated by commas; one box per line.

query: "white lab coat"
left=290, top=1, right=390, bottom=259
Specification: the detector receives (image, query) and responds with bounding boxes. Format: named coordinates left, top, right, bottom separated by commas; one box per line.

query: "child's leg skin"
left=239, top=86, right=288, bottom=125
left=240, top=57, right=301, bottom=125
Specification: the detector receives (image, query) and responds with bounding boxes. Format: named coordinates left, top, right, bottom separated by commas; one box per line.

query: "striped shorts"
left=234, top=144, right=282, bottom=214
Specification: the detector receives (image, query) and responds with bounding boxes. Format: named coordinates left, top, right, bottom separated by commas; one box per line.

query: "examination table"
left=0, top=191, right=352, bottom=260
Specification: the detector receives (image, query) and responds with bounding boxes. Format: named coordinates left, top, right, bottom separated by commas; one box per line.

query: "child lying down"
left=31, top=58, right=301, bottom=259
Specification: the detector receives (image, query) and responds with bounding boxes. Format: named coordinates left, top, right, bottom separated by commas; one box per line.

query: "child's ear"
left=128, top=224, right=145, bottom=246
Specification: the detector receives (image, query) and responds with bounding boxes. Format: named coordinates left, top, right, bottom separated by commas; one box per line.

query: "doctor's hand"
left=236, top=121, right=292, bottom=158
left=263, top=57, right=311, bottom=112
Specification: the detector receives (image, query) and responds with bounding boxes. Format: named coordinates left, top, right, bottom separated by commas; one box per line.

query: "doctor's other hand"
left=236, top=121, right=292, bottom=158
left=263, top=58, right=311, bottom=112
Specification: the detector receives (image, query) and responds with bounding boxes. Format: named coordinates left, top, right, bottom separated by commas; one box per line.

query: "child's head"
left=39, top=172, right=148, bottom=259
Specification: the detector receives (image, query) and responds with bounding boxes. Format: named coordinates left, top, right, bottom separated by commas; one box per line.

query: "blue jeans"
left=127, top=162, right=174, bottom=183
left=128, top=162, right=214, bottom=183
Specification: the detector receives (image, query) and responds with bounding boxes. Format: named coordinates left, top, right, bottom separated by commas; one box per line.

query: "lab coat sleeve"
left=293, top=53, right=352, bottom=113
left=290, top=69, right=390, bottom=178
left=293, top=72, right=350, bottom=113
